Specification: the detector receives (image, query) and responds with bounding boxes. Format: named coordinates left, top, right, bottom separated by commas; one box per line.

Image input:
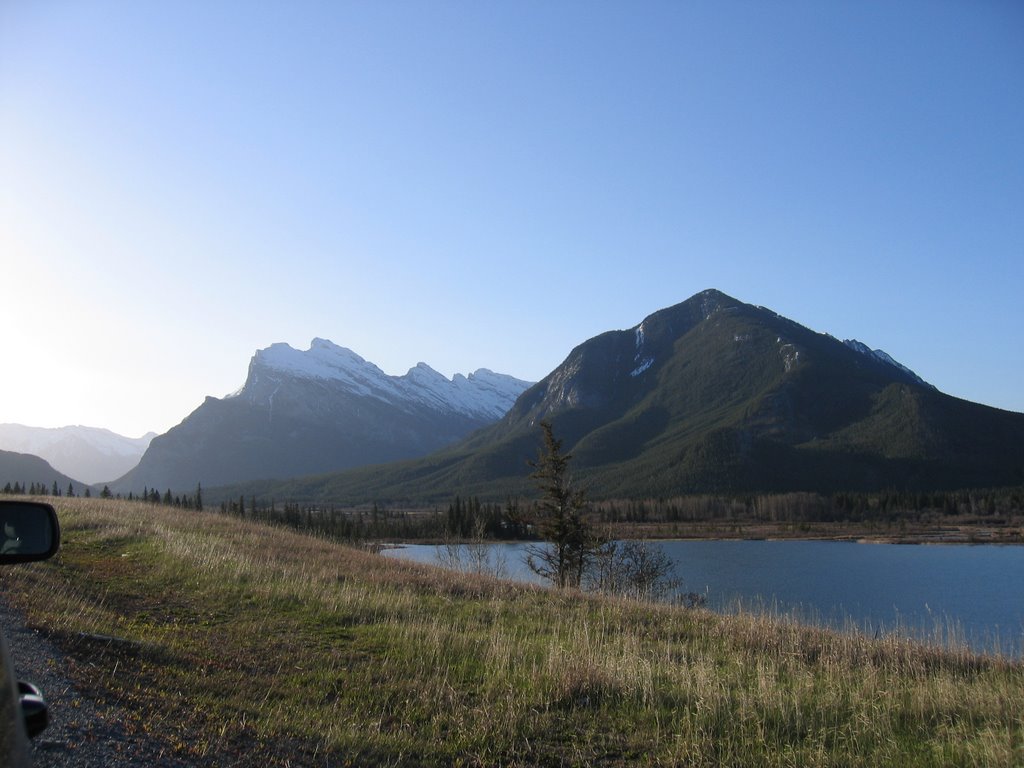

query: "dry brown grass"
left=3, top=496, right=1022, bottom=766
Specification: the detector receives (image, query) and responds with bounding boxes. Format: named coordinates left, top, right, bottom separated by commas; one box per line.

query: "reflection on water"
left=383, top=539, right=1024, bottom=656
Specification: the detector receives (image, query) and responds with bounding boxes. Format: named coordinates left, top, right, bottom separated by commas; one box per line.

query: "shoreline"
left=385, top=522, right=1024, bottom=547
left=594, top=517, right=1024, bottom=546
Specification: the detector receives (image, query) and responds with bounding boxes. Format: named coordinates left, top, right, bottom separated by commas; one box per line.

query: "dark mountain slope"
left=211, top=290, right=1024, bottom=504
left=0, top=449, right=82, bottom=491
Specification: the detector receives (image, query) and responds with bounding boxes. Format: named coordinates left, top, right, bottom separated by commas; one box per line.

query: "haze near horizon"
left=1, top=1, right=1021, bottom=437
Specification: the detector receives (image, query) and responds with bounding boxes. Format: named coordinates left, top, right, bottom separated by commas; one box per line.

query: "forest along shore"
left=601, top=519, right=1024, bottom=545
left=264, top=490, right=1024, bottom=546
left=398, top=519, right=1024, bottom=546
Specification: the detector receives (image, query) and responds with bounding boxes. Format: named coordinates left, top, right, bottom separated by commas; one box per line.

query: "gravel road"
left=0, top=599, right=192, bottom=767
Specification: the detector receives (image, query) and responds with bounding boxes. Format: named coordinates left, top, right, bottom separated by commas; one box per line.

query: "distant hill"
left=0, top=449, right=82, bottom=492
left=111, top=339, right=532, bottom=494
left=0, top=424, right=154, bottom=485
left=222, top=290, right=1024, bottom=504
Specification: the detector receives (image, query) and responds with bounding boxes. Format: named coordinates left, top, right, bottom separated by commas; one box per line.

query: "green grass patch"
left=3, top=497, right=1022, bottom=766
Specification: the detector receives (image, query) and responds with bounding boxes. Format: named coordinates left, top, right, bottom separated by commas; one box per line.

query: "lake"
left=382, top=539, right=1024, bottom=656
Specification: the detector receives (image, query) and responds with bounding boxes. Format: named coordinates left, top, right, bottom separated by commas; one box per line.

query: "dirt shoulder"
left=0, top=597, right=191, bottom=768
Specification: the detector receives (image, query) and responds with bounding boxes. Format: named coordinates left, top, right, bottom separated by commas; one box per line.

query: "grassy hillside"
left=4, top=496, right=1022, bottom=766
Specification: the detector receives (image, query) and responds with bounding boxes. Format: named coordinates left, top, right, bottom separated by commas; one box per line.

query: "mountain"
left=0, top=449, right=82, bottom=492
left=840, top=339, right=933, bottom=389
left=0, top=424, right=155, bottom=485
left=110, top=339, right=532, bottom=494
left=235, top=290, right=1024, bottom=504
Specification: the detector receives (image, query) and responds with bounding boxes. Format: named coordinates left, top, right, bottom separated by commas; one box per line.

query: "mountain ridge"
left=242, top=338, right=529, bottom=421
left=0, top=448, right=84, bottom=491
left=109, top=341, right=532, bottom=494
left=0, top=424, right=155, bottom=485
left=215, top=290, right=1023, bottom=504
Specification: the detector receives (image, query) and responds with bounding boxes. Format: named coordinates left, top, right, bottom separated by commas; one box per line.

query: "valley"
left=7, top=3, right=1022, bottom=764
left=5, top=291, right=1023, bottom=512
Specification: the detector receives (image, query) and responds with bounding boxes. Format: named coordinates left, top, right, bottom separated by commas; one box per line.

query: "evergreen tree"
left=522, top=421, right=600, bottom=589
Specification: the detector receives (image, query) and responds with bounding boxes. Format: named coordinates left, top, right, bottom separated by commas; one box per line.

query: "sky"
left=1, top=1, right=1022, bottom=437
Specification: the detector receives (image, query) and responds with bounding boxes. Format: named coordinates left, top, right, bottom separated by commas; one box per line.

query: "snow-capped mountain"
left=262, top=289, right=1024, bottom=504
left=242, top=339, right=526, bottom=421
left=0, top=424, right=155, bottom=485
left=110, top=340, right=532, bottom=494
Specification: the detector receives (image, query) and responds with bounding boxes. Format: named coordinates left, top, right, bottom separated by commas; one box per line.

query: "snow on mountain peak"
left=245, top=340, right=532, bottom=419
left=257, top=339, right=381, bottom=379
left=407, top=362, right=449, bottom=382
left=399, top=364, right=532, bottom=419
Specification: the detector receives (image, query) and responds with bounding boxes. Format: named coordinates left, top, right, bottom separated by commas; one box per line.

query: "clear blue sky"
left=2, top=1, right=1022, bottom=436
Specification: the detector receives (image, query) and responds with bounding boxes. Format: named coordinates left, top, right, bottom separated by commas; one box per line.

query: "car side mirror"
left=0, top=501, right=60, bottom=564
left=16, top=682, right=47, bottom=738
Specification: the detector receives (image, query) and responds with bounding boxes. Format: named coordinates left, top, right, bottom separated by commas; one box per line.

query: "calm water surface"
left=383, top=539, right=1024, bottom=656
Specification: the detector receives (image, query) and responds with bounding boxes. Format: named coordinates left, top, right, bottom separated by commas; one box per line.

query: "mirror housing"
left=16, top=681, right=47, bottom=738
left=0, top=501, right=60, bottom=564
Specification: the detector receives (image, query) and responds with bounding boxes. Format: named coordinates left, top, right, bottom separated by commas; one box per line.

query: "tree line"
left=5, top=476, right=1019, bottom=534
left=207, top=483, right=1022, bottom=547
left=591, top=488, right=1024, bottom=524
left=2, top=480, right=94, bottom=498
left=1, top=480, right=205, bottom=509
left=209, top=495, right=522, bottom=542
